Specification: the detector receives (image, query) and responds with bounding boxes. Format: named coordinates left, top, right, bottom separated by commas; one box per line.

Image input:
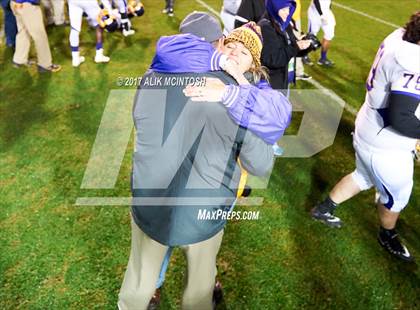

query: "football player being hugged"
left=304, top=0, right=336, bottom=67
left=68, top=0, right=115, bottom=67
left=312, top=12, right=420, bottom=262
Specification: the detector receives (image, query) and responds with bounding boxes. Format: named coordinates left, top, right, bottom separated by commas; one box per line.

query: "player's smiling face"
left=278, top=7, right=290, bottom=22
left=221, top=41, right=254, bottom=74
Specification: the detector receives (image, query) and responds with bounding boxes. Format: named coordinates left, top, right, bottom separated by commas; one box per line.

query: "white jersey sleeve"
left=354, top=28, right=419, bottom=152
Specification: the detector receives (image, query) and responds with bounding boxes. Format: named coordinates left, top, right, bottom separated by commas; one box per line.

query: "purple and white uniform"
left=352, top=28, right=420, bottom=212
left=68, top=0, right=111, bottom=49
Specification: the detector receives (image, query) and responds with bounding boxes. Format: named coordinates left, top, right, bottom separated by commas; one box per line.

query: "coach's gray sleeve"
left=239, top=132, right=274, bottom=176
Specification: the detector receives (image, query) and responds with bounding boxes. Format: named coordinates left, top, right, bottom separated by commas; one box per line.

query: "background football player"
left=127, top=0, right=144, bottom=19
left=114, top=0, right=135, bottom=36
left=311, top=12, right=420, bottom=262
left=68, top=0, right=114, bottom=67
left=304, top=0, right=336, bottom=66
left=220, top=0, right=242, bottom=35
left=162, top=0, right=174, bottom=17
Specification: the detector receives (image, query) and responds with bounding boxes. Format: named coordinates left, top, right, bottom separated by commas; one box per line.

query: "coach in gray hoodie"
left=118, top=14, right=275, bottom=310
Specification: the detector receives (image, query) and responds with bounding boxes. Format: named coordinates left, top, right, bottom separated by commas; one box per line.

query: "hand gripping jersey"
left=354, top=28, right=420, bottom=153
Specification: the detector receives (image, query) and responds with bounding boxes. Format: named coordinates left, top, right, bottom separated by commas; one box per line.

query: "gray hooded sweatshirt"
left=131, top=70, right=274, bottom=246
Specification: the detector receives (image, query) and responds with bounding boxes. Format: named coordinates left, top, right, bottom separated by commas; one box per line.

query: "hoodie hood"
left=265, top=0, right=296, bottom=32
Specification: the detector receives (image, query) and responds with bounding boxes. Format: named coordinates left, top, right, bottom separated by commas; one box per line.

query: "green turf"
left=1, top=1, right=419, bottom=309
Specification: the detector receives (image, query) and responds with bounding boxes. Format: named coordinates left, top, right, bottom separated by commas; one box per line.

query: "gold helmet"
left=128, top=1, right=144, bottom=17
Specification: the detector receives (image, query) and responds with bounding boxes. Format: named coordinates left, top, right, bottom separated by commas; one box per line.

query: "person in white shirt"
left=304, top=0, right=335, bottom=66
left=68, top=0, right=113, bottom=67
left=220, top=0, right=242, bottom=35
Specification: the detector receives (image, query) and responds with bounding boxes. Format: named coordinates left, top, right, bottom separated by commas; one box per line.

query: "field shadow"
left=295, top=116, right=420, bottom=308
left=0, top=45, right=14, bottom=67
left=302, top=116, right=355, bottom=211
left=0, top=68, right=54, bottom=151
left=66, top=66, right=108, bottom=140
left=46, top=24, right=71, bottom=62
left=107, top=33, right=123, bottom=56
left=165, top=16, right=182, bottom=32
left=136, top=37, right=152, bottom=50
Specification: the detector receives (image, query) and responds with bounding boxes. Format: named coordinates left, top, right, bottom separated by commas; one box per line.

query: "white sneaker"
left=272, top=143, right=284, bottom=157
left=72, top=55, right=85, bottom=67
left=162, top=7, right=174, bottom=16
left=122, top=29, right=135, bottom=37
left=95, top=49, right=110, bottom=63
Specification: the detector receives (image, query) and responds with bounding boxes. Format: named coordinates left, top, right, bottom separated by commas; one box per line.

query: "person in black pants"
left=258, top=0, right=311, bottom=92
left=162, top=0, right=174, bottom=16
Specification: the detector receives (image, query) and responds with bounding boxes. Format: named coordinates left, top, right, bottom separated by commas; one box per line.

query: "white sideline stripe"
left=332, top=2, right=400, bottom=29
left=194, top=0, right=220, bottom=17
left=307, top=79, right=357, bottom=116
left=195, top=0, right=357, bottom=117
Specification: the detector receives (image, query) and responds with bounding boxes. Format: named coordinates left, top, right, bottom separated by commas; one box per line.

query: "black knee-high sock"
left=318, top=196, right=339, bottom=214
left=166, top=0, right=174, bottom=9
left=379, top=226, right=396, bottom=238
left=121, top=12, right=129, bottom=31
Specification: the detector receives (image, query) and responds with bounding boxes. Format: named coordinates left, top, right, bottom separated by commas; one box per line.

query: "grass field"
left=1, top=0, right=419, bottom=309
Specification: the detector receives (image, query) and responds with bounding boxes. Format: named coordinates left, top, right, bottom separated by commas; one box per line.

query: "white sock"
left=72, top=51, right=80, bottom=59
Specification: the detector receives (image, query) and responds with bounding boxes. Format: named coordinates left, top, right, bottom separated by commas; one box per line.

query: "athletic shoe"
left=378, top=229, right=413, bottom=262
left=162, top=7, right=174, bottom=15
left=72, top=55, right=85, bottom=67
left=317, top=58, right=334, bottom=67
left=122, top=29, right=135, bottom=37
left=241, top=185, right=252, bottom=197
left=273, top=143, right=284, bottom=157
left=147, top=288, right=161, bottom=310
left=296, top=73, right=312, bottom=81
left=302, top=55, right=313, bottom=66
left=95, top=49, right=110, bottom=63
left=13, top=60, right=35, bottom=68
left=213, top=280, right=223, bottom=308
left=311, top=205, right=342, bottom=228
left=55, top=21, right=70, bottom=27
left=38, top=64, right=61, bottom=73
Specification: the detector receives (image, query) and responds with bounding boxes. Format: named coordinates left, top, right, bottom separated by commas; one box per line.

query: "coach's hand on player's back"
left=183, top=78, right=227, bottom=102
left=297, top=40, right=311, bottom=50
